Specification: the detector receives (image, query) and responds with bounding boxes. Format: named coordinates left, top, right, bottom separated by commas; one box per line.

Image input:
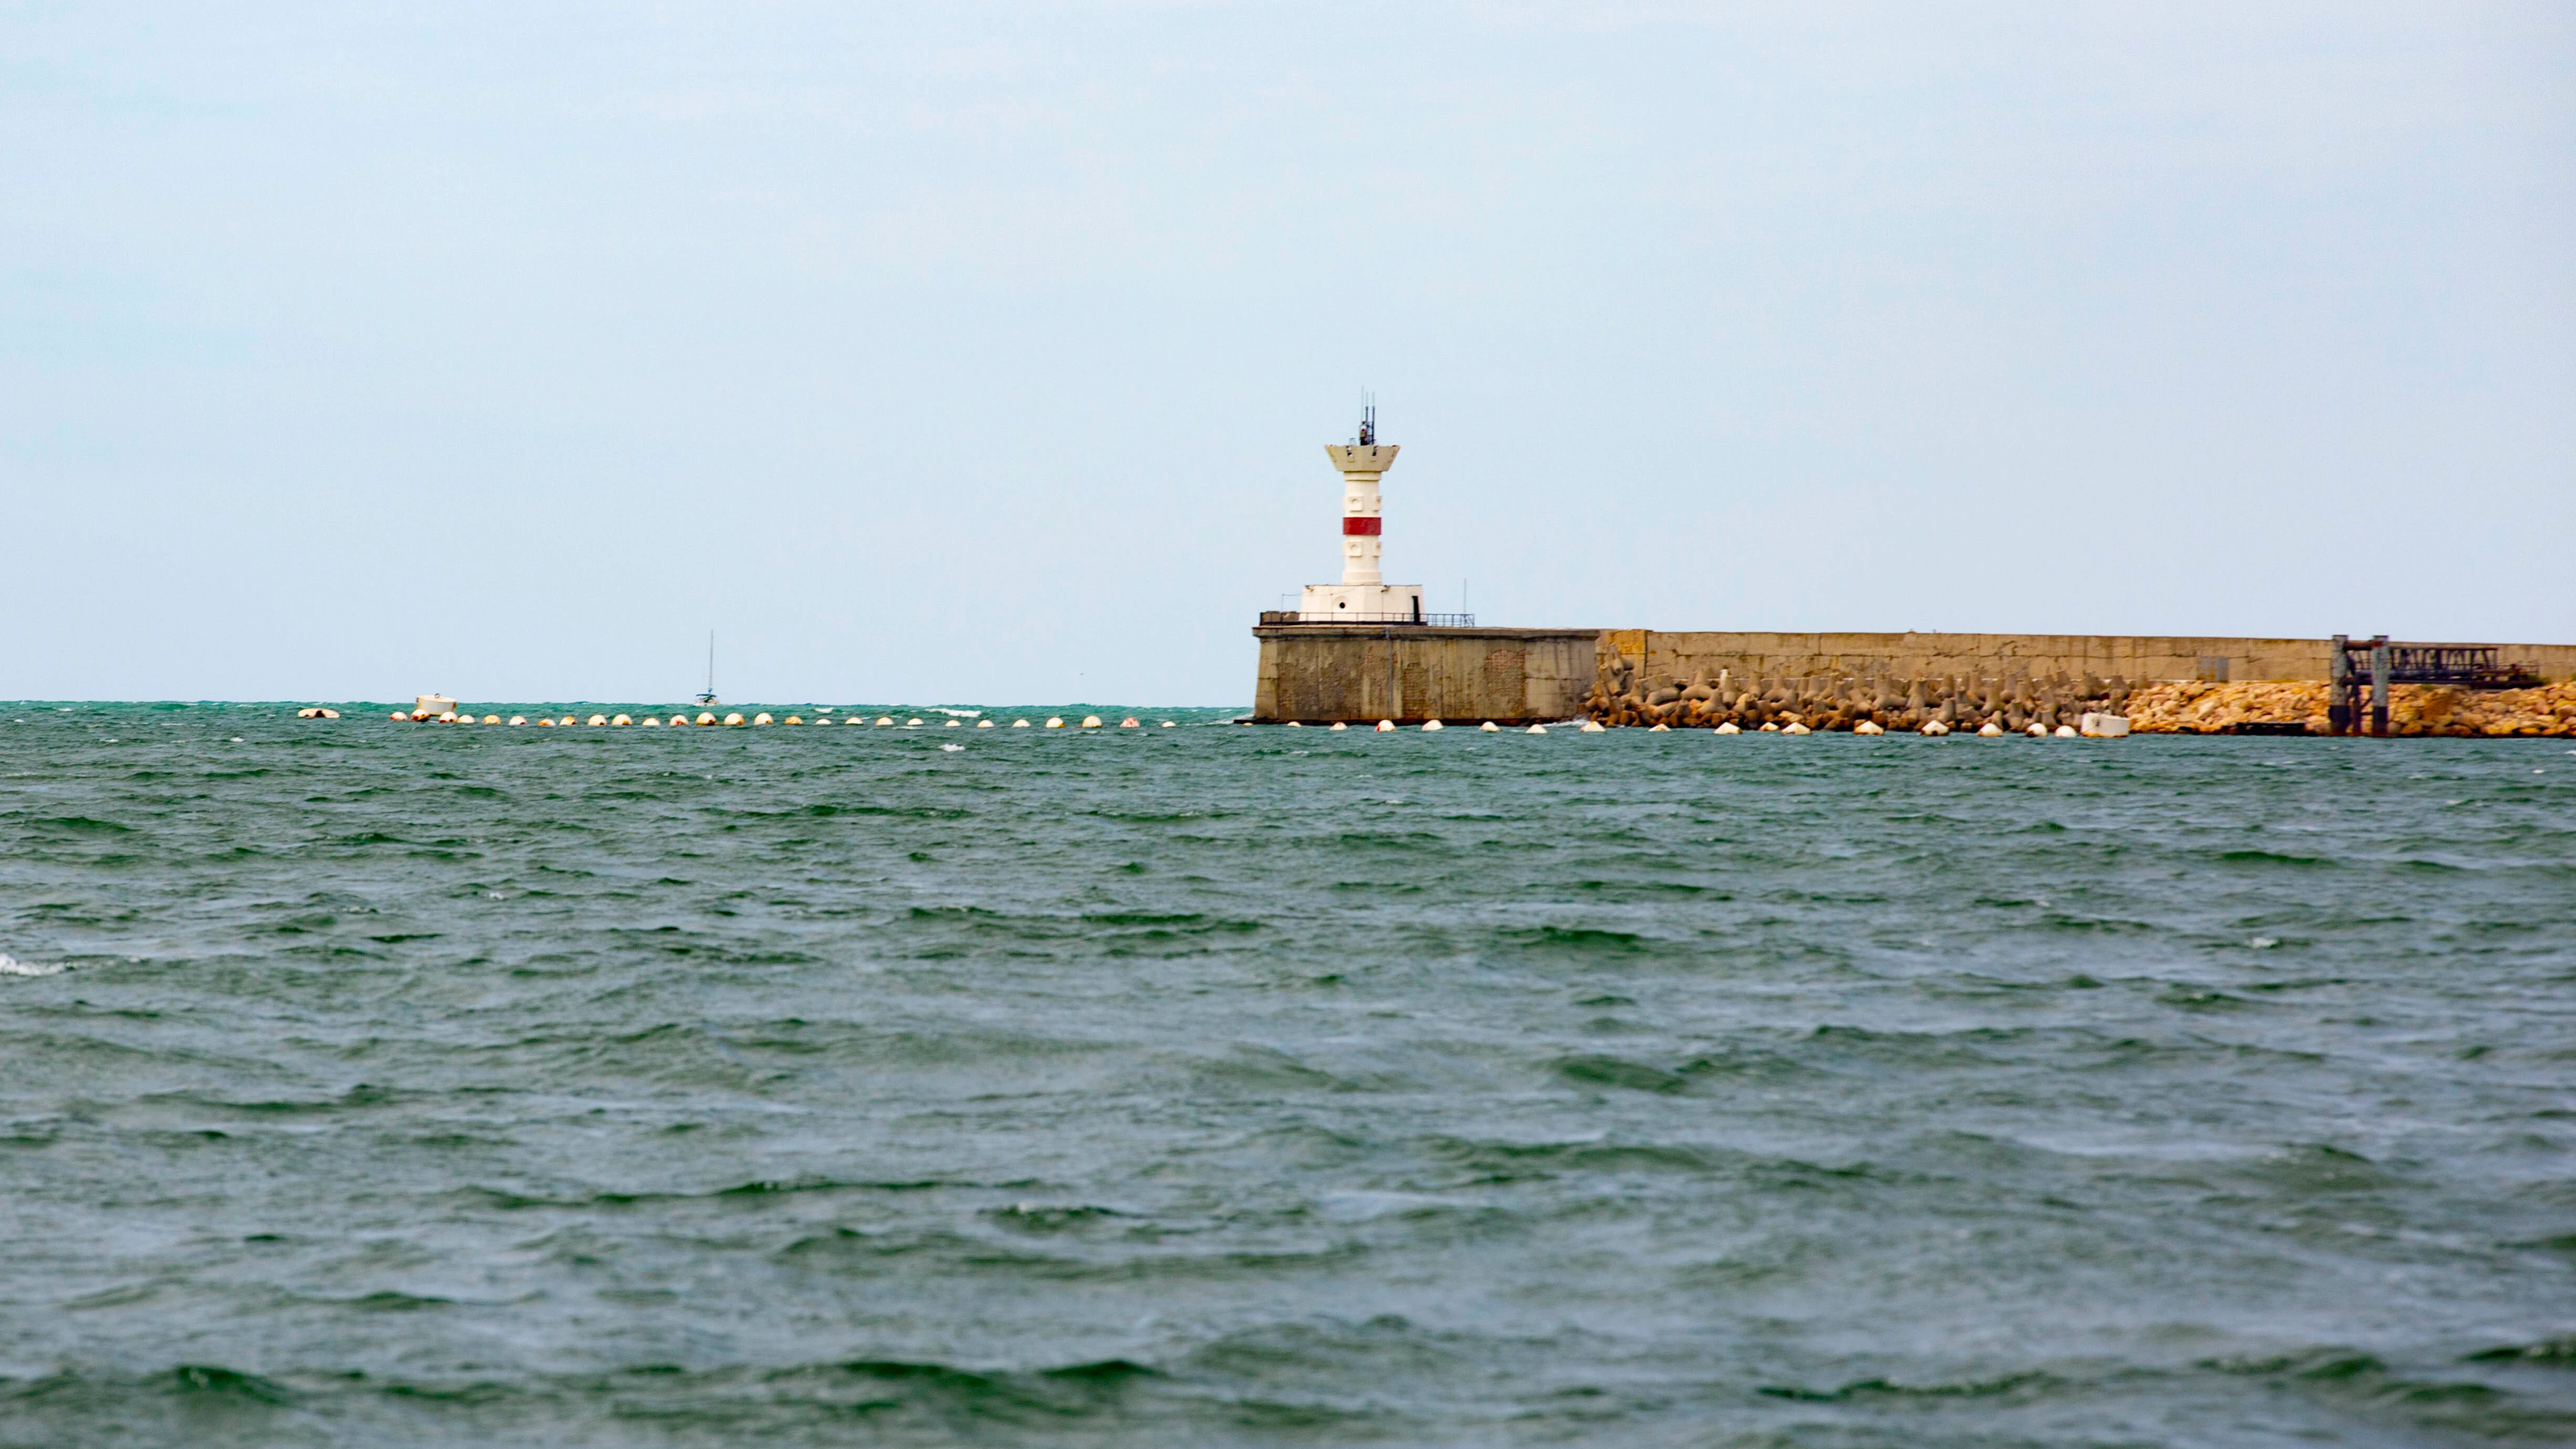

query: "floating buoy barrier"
left=1784, top=722, right=1811, bottom=735
left=1012, top=719, right=1031, bottom=728
left=1854, top=720, right=1883, bottom=735
left=671, top=715, right=690, bottom=727
left=1328, top=721, right=1348, bottom=731
left=1980, top=722, right=2004, bottom=737
left=1081, top=716, right=1103, bottom=728
left=437, top=711, right=458, bottom=723
left=2026, top=722, right=2047, bottom=737
left=508, top=716, right=526, bottom=726
left=1760, top=722, right=1779, bottom=732
left=1422, top=720, right=1443, bottom=731
left=2054, top=723, right=2078, bottom=737
left=978, top=719, right=995, bottom=728
left=1046, top=717, right=1064, bottom=729
left=480, top=715, right=498, bottom=724
left=1920, top=720, right=1949, bottom=736
left=784, top=715, right=803, bottom=725
left=537, top=718, right=556, bottom=727
left=693, top=712, right=714, bottom=726
left=752, top=712, right=773, bottom=725
left=1714, top=721, right=1741, bottom=733
left=642, top=716, right=662, bottom=727
left=946, top=719, right=962, bottom=728
left=1581, top=720, right=1608, bottom=733
left=1285, top=721, right=1302, bottom=728
left=1648, top=723, right=1670, bottom=733
left=906, top=718, right=922, bottom=726
left=719, top=713, right=741, bottom=726
left=585, top=714, right=605, bottom=726
left=1376, top=719, right=1396, bottom=732
left=1527, top=724, right=1548, bottom=734
left=1119, top=717, right=1138, bottom=728
left=611, top=714, right=632, bottom=726
left=1480, top=721, right=1500, bottom=732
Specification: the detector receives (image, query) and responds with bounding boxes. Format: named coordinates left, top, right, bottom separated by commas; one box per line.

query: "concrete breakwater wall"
left=1604, top=631, right=2576, bottom=689
left=1252, top=625, right=2576, bottom=725
left=1250, top=625, right=1597, bottom=724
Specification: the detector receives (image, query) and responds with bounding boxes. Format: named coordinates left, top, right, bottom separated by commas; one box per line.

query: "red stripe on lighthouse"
left=1341, top=517, right=1381, bottom=536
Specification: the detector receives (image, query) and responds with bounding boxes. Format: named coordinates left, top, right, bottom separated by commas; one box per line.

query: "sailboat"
left=696, top=632, right=719, bottom=706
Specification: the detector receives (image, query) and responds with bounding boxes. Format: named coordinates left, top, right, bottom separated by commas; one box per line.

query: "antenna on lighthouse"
left=1356, top=390, right=1376, bottom=447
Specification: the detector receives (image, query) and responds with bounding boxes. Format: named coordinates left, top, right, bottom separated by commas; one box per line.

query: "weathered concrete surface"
left=1600, top=632, right=2576, bottom=686
left=1252, top=626, right=1598, bottom=723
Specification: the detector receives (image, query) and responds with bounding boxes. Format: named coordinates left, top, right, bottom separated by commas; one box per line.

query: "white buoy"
left=506, top=716, right=525, bottom=726
left=2055, top=723, right=2078, bottom=737
left=611, top=714, right=632, bottom=726
left=1160, top=721, right=1175, bottom=728
left=1422, top=719, right=1443, bottom=731
left=1480, top=721, right=1500, bottom=732
left=320, top=709, right=341, bottom=719
left=1854, top=720, right=1883, bottom=735
left=1527, top=724, right=1548, bottom=734
left=1648, top=722, right=1670, bottom=732
left=478, top=714, right=496, bottom=724
left=1121, top=717, right=1140, bottom=728
left=537, top=718, right=556, bottom=727
left=1784, top=722, right=1811, bottom=735
left=2026, top=722, right=2047, bottom=737
left=1012, top=719, right=1030, bottom=728
left=750, top=713, right=771, bottom=724
left=784, top=715, right=803, bottom=725
left=642, top=716, right=662, bottom=727
left=689, top=712, right=710, bottom=726
left=719, top=713, right=741, bottom=726
left=1046, top=717, right=1064, bottom=729
left=1715, top=721, right=1741, bottom=734
left=1285, top=721, right=1302, bottom=728
left=437, top=711, right=458, bottom=723
left=907, top=718, right=923, bottom=726
left=977, top=719, right=994, bottom=728
left=947, top=719, right=962, bottom=728
left=1759, top=722, right=1779, bottom=732
left=1081, top=716, right=1103, bottom=728
left=1329, top=721, right=1348, bottom=731
left=877, top=717, right=894, bottom=726
left=1375, top=719, right=1395, bottom=732
left=1581, top=720, right=1607, bottom=733
left=1980, top=721, right=2004, bottom=737
left=672, top=715, right=690, bottom=727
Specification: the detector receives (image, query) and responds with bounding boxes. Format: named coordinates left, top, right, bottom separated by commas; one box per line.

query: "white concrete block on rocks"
left=2079, top=712, right=2132, bottom=738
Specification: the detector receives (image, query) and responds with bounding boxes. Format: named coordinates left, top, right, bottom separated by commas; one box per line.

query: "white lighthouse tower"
left=1300, top=404, right=1426, bottom=622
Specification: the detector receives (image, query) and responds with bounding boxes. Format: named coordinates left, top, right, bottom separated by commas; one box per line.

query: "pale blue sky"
left=5, top=3, right=2569, bottom=704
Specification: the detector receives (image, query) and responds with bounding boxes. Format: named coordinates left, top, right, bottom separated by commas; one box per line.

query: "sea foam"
left=0, top=952, right=66, bottom=978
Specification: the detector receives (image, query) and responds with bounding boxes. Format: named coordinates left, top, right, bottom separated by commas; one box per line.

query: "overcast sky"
left=5, top=3, right=2569, bottom=705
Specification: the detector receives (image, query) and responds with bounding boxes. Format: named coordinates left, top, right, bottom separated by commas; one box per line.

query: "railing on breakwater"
left=1258, top=611, right=1477, bottom=627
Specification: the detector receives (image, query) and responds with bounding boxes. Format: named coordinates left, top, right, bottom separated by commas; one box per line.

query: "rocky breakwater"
left=1579, top=656, right=2137, bottom=733
left=2126, top=680, right=2576, bottom=737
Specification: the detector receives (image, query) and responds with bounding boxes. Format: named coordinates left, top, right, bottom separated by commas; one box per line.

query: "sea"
left=3, top=702, right=2572, bottom=1447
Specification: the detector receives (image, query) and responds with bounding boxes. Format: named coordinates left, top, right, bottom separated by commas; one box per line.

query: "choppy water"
left=4, top=702, right=2573, bottom=1447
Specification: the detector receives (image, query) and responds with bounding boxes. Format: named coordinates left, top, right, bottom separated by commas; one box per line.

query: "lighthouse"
left=1299, top=404, right=1426, bottom=622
